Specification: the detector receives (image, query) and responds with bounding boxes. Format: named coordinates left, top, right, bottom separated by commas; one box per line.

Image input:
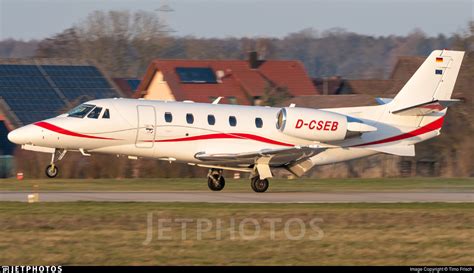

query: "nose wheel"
left=44, top=149, right=67, bottom=178
left=45, top=164, right=59, bottom=178
left=207, top=169, right=225, bottom=191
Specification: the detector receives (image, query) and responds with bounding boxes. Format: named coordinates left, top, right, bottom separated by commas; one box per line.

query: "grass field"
left=0, top=202, right=473, bottom=265
left=0, top=177, right=473, bottom=192
left=1, top=178, right=473, bottom=265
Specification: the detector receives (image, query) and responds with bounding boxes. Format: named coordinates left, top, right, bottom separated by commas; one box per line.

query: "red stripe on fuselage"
left=154, top=133, right=294, bottom=147
left=147, top=117, right=443, bottom=148
left=353, top=117, right=444, bottom=147
left=34, top=122, right=119, bottom=140
left=34, top=116, right=444, bottom=148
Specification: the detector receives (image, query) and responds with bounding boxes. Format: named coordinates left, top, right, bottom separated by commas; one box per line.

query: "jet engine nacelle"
left=276, top=107, right=351, bottom=142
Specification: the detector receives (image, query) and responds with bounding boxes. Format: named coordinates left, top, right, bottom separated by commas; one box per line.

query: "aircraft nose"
left=8, top=125, right=35, bottom=145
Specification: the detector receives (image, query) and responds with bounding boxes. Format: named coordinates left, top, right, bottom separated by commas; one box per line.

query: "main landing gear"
left=206, top=168, right=270, bottom=193
left=249, top=162, right=271, bottom=193
left=45, top=149, right=67, bottom=178
left=250, top=176, right=269, bottom=193
left=207, top=168, right=225, bottom=191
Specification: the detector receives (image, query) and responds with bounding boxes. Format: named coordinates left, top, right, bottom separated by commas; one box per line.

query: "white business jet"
left=8, top=50, right=464, bottom=192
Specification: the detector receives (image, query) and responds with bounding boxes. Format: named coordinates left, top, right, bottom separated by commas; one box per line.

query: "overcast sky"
left=0, top=0, right=472, bottom=40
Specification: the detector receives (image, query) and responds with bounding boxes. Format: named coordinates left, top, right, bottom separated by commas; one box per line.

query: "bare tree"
left=261, top=83, right=292, bottom=106
left=37, top=10, right=169, bottom=77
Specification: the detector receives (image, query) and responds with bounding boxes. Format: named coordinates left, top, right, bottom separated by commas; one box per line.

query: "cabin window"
left=255, top=117, right=263, bottom=128
left=229, top=116, right=237, bottom=127
left=67, top=104, right=95, bottom=118
left=186, top=113, right=194, bottom=124
left=102, top=109, right=110, bottom=119
left=164, top=112, right=173, bottom=123
left=87, top=107, right=103, bottom=119
left=208, top=115, right=215, bottom=125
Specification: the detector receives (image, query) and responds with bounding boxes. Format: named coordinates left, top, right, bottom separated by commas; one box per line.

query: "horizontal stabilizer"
left=392, top=99, right=461, bottom=116
left=375, top=97, right=393, bottom=105
left=365, top=144, right=415, bottom=156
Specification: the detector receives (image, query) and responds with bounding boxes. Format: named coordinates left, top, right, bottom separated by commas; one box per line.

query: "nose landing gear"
left=207, top=168, right=225, bottom=191
left=45, top=149, right=67, bottom=178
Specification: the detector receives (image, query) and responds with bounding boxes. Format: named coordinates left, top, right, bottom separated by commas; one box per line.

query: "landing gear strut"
left=207, top=168, right=225, bottom=191
left=45, top=149, right=67, bottom=178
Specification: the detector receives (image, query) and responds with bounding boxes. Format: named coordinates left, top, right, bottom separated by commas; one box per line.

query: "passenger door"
left=136, top=105, right=156, bottom=148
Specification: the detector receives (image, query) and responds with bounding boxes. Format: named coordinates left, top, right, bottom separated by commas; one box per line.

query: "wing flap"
left=195, top=146, right=326, bottom=166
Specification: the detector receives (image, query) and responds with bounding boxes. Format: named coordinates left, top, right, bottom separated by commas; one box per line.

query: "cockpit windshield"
left=68, top=104, right=95, bottom=118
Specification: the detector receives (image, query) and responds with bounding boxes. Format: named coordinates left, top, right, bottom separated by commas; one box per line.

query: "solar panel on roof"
left=175, top=67, right=217, bottom=83
left=59, top=88, right=116, bottom=99
left=0, top=63, right=120, bottom=125
left=41, top=65, right=102, bottom=77
left=126, top=79, right=141, bottom=91
left=0, top=88, right=60, bottom=100
left=0, top=77, right=50, bottom=88
left=14, top=111, right=60, bottom=125
left=0, top=87, right=66, bottom=124
left=0, top=65, right=42, bottom=76
left=51, top=77, right=110, bottom=88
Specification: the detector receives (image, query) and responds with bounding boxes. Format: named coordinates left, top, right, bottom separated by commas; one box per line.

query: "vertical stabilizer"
left=390, top=50, right=464, bottom=113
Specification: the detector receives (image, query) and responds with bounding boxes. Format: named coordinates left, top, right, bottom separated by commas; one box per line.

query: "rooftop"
left=134, top=56, right=318, bottom=105
left=0, top=59, right=123, bottom=127
left=281, top=94, right=379, bottom=109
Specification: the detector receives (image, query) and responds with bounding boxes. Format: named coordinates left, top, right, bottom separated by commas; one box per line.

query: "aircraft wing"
left=194, top=146, right=326, bottom=167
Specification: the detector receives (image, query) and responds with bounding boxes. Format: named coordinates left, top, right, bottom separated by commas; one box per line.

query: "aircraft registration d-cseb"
left=8, top=50, right=465, bottom=192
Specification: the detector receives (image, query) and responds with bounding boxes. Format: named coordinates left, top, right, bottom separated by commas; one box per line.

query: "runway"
left=1, top=191, right=473, bottom=203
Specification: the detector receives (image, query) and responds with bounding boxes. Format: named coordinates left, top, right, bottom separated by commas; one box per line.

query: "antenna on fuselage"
left=212, top=97, right=223, bottom=104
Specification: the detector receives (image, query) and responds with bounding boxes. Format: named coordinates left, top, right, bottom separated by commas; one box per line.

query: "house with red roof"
left=134, top=52, right=319, bottom=105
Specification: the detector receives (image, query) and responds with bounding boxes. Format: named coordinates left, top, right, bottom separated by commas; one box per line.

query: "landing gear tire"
left=251, top=177, right=269, bottom=193
left=45, top=149, right=66, bottom=178
left=45, top=164, right=59, bottom=178
left=208, top=174, right=225, bottom=191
